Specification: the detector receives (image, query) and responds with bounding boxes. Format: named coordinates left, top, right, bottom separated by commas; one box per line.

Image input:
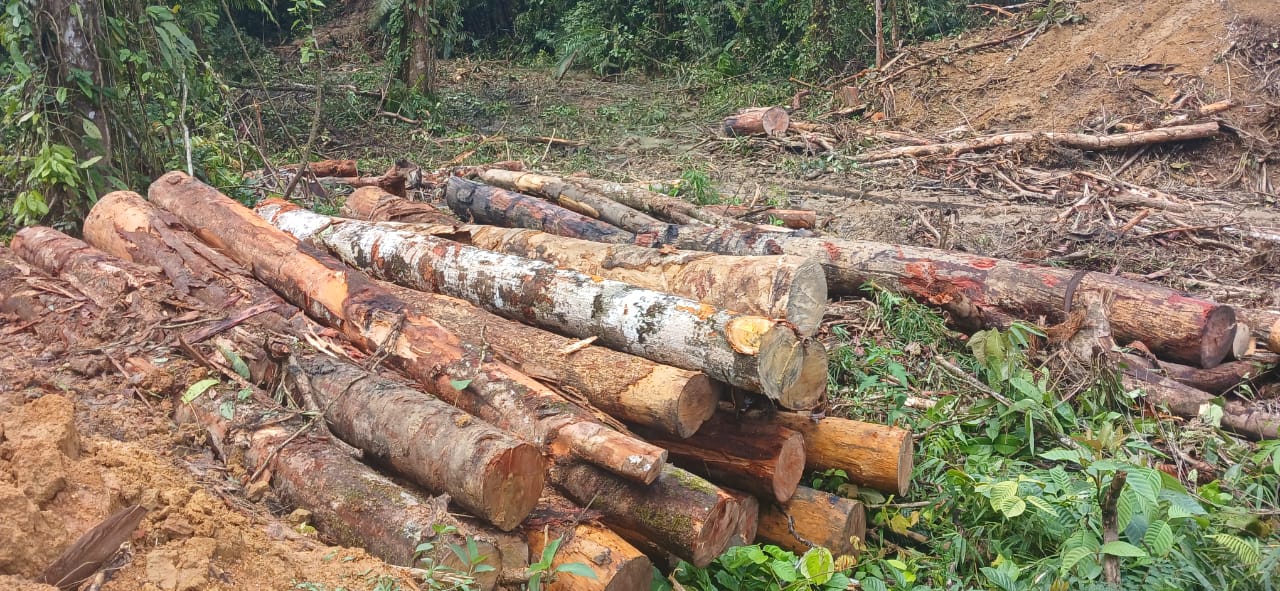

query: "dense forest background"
left=0, top=0, right=992, bottom=231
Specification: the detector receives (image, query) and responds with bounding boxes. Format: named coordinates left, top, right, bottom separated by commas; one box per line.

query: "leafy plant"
left=528, top=534, right=597, bottom=591
left=674, top=545, right=850, bottom=591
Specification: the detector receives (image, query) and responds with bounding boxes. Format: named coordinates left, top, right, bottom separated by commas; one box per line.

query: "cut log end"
left=774, top=434, right=808, bottom=503
left=1195, top=305, right=1238, bottom=368
left=486, top=445, right=550, bottom=531
left=895, top=429, right=915, bottom=497
left=785, top=258, right=829, bottom=337
left=758, top=327, right=828, bottom=410
left=674, top=370, right=721, bottom=438
left=690, top=494, right=739, bottom=567
left=1233, top=322, right=1257, bottom=360
left=527, top=523, right=651, bottom=591
left=1269, top=318, right=1280, bottom=354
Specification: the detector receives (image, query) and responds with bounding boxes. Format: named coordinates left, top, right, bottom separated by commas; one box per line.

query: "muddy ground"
left=3, top=0, right=1279, bottom=588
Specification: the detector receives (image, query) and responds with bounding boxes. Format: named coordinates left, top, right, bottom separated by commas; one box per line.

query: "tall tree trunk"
left=43, top=0, right=110, bottom=219
left=405, top=0, right=435, bottom=94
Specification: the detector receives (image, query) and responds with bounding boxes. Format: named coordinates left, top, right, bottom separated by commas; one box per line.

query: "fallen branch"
left=852, top=122, right=1222, bottom=162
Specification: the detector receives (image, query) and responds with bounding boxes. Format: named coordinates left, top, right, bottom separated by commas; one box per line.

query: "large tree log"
left=477, top=170, right=671, bottom=235
left=25, top=217, right=548, bottom=529
left=851, top=122, right=1223, bottom=162
left=147, top=172, right=666, bottom=484
left=772, top=413, right=913, bottom=496
left=658, top=225, right=1236, bottom=368
left=1123, top=354, right=1272, bottom=396
left=756, top=487, right=866, bottom=558
left=258, top=201, right=828, bottom=410
left=725, top=489, right=760, bottom=547
left=524, top=497, right=652, bottom=591
left=550, top=463, right=739, bottom=568
left=336, top=191, right=828, bottom=336
left=446, top=176, right=637, bottom=244
left=723, top=107, right=791, bottom=137
left=637, top=413, right=806, bottom=503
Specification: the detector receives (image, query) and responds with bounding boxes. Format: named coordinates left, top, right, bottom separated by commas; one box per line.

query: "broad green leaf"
left=1039, top=448, right=1082, bottom=464
left=1208, top=533, right=1260, bottom=565
left=1060, top=546, right=1094, bottom=574
left=181, top=378, right=219, bottom=403
left=219, top=400, right=236, bottom=420
left=1143, top=520, right=1174, bottom=557
left=769, top=559, right=797, bottom=582
left=554, top=563, right=598, bottom=579
left=1099, top=541, right=1148, bottom=558
left=450, top=378, right=473, bottom=390
left=798, top=547, right=834, bottom=585
left=1125, top=468, right=1163, bottom=504
left=82, top=118, right=102, bottom=140
left=858, top=577, right=888, bottom=591
left=238, top=388, right=252, bottom=401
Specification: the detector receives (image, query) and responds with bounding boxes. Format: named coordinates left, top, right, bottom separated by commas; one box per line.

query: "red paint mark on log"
left=1040, top=273, right=1060, bottom=287
left=971, top=258, right=997, bottom=270
left=822, top=242, right=842, bottom=261
left=1167, top=293, right=1215, bottom=314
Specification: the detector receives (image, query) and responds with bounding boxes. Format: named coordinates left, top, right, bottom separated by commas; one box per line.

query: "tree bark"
left=344, top=186, right=459, bottom=226
left=722, top=107, right=791, bottom=137
left=757, top=486, right=865, bottom=557
left=531, top=176, right=750, bottom=229
left=638, top=413, right=807, bottom=503
left=725, top=489, right=760, bottom=547
left=852, top=122, right=1222, bottom=162
left=147, top=172, right=666, bottom=483
left=446, top=177, right=636, bottom=244
left=258, top=200, right=828, bottom=410
left=772, top=413, right=913, bottom=496
left=477, top=170, right=670, bottom=236
left=25, top=215, right=548, bottom=529
left=405, top=0, right=435, bottom=95
left=550, top=463, right=739, bottom=568
left=660, top=225, right=1236, bottom=368
left=336, top=191, right=827, bottom=336
left=1123, top=354, right=1271, bottom=396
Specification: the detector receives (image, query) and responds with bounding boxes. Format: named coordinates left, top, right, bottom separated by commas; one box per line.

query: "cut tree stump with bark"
left=723, top=107, right=791, bottom=137
left=772, top=413, right=913, bottom=496
left=637, top=413, right=807, bottom=503
left=30, top=214, right=548, bottom=529
left=757, top=487, right=866, bottom=558
left=147, top=172, right=666, bottom=484
left=550, top=463, right=740, bottom=568
left=477, top=169, right=671, bottom=236
left=851, top=122, right=1223, bottom=162
left=446, top=176, right=637, bottom=244
left=258, top=201, right=828, bottom=410
left=335, top=191, right=828, bottom=336
left=658, top=225, right=1237, bottom=369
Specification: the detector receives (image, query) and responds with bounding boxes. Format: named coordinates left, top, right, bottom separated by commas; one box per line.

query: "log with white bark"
left=852, top=122, right=1223, bottom=162
left=335, top=191, right=828, bottom=335
left=257, top=201, right=828, bottom=410
left=147, top=172, right=667, bottom=484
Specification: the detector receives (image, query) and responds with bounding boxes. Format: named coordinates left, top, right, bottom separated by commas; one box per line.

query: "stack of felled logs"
left=1, top=171, right=918, bottom=591
left=444, top=169, right=1280, bottom=441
